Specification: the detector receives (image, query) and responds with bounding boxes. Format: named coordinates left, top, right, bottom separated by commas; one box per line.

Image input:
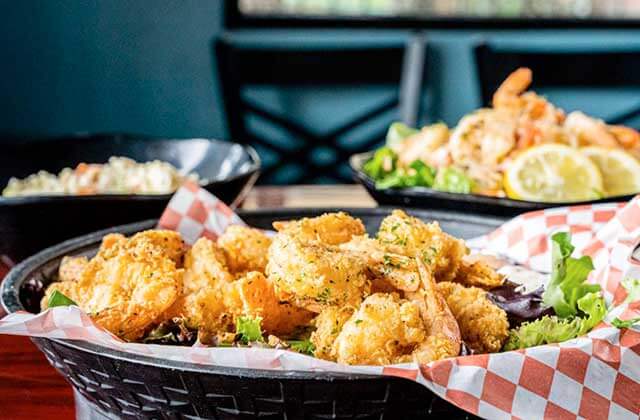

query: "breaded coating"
left=340, top=235, right=420, bottom=292
left=408, top=258, right=461, bottom=364
left=273, top=212, right=365, bottom=245
left=95, top=233, right=127, bottom=259
left=311, top=306, right=355, bottom=361
left=453, top=256, right=505, bottom=289
left=333, top=260, right=461, bottom=366
left=58, top=256, right=88, bottom=282
left=377, top=210, right=468, bottom=282
left=166, top=289, right=232, bottom=341
left=267, top=234, right=370, bottom=311
left=225, top=271, right=313, bottom=336
left=182, top=238, right=234, bottom=293
left=436, top=281, right=509, bottom=353
left=217, top=225, right=272, bottom=274
left=43, top=230, right=184, bottom=340
left=101, top=230, right=186, bottom=265
left=162, top=237, right=235, bottom=335
left=332, top=293, right=427, bottom=365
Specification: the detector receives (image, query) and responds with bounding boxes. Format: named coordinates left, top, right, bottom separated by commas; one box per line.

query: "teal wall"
left=1, top=1, right=225, bottom=138
left=2, top=1, right=640, bottom=141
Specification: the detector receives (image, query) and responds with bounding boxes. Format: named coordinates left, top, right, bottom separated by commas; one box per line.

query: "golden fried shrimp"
left=161, top=237, right=235, bottom=337
left=58, top=256, right=88, bottom=282
left=96, top=230, right=186, bottom=265
left=377, top=210, right=468, bottom=282
left=311, top=306, right=355, bottom=361
left=409, top=259, right=461, bottom=364
left=332, top=293, right=427, bottom=365
left=273, top=212, right=365, bottom=245
left=217, top=225, right=272, bottom=274
left=340, top=235, right=420, bottom=292
left=453, top=256, right=505, bottom=289
left=332, top=259, right=460, bottom=366
left=127, top=230, right=186, bottom=265
left=95, top=233, right=127, bottom=259
left=437, top=281, right=509, bottom=354
left=267, top=234, right=369, bottom=312
left=75, top=245, right=182, bottom=340
left=164, top=288, right=232, bottom=343
left=225, top=271, right=314, bottom=336
left=43, top=230, right=188, bottom=340
left=183, top=237, right=234, bottom=293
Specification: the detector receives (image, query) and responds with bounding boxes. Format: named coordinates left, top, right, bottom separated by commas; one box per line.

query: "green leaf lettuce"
left=504, top=232, right=607, bottom=350
left=47, top=290, right=77, bottom=308
left=235, top=316, right=264, bottom=343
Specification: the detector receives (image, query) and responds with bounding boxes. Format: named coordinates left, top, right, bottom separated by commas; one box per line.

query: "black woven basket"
left=2, top=208, right=504, bottom=419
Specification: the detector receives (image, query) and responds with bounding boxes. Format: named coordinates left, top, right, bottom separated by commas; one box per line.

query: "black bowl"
left=351, top=151, right=635, bottom=218
left=0, top=134, right=260, bottom=262
left=1, top=208, right=502, bottom=419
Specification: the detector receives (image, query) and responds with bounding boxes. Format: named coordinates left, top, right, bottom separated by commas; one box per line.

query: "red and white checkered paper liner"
left=2, top=184, right=640, bottom=419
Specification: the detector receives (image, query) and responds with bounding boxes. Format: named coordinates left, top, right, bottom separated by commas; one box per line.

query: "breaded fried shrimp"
left=267, top=234, right=369, bottom=311
left=377, top=210, right=468, bottom=282
left=273, top=212, right=365, bottom=245
left=217, top=226, right=272, bottom=274
left=437, top=281, right=509, bottom=353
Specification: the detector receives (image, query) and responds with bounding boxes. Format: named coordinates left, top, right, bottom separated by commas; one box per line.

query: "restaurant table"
left=0, top=184, right=375, bottom=420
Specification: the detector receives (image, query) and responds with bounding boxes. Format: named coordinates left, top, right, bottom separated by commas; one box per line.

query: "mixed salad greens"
left=503, top=233, right=609, bottom=350
left=363, top=123, right=474, bottom=193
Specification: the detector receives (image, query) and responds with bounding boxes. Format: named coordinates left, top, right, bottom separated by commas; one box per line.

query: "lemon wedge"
left=581, top=146, right=640, bottom=197
left=504, top=144, right=603, bottom=202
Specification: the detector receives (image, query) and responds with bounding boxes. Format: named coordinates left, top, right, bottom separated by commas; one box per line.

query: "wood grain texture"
left=0, top=185, right=375, bottom=418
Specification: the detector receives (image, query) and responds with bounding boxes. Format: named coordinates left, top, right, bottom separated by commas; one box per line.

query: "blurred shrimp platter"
left=365, top=68, right=640, bottom=203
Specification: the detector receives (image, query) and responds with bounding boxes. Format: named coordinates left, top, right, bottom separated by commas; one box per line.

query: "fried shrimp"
left=332, top=293, right=428, bottom=365
left=42, top=230, right=184, bottom=340
left=122, top=230, right=186, bottom=265
left=58, top=256, right=88, bottom=282
left=273, top=212, right=365, bottom=245
left=340, top=235, right=420, bottom=292
left=453, top=256, right=505, bottom=289
left=267, top=233, right=369, bottom=311
left=437, top=282, right=509, bottom=353
left=182, top=237, right=234, bottom=293
left=225, top=271, right=314, bottom=336
left=332, top=259, right=460, bottom=365
left=409, top=259, right=461, bottom=363
left=377, top=210, right=468, bottom=282
left=311, top=306, right=355, bottom=361
left=162, top=238, right=235, bottom=336
left=217, top=226, right=272, bottom=275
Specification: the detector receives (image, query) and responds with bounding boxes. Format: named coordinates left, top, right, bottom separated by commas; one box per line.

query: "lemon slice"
left=581, top=146, right=640, bottom=197
left=504, top=144, right=603, bottom=202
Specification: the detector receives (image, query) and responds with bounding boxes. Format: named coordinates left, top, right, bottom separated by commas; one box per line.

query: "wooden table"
left=0, top=185, right=375, bottom=419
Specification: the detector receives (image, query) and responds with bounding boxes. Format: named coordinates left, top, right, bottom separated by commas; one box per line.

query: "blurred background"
left=3, top=0, right=640, bottom=183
